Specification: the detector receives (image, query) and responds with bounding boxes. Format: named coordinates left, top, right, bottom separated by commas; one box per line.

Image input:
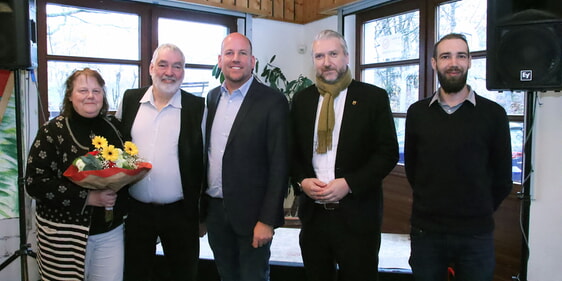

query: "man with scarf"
left=291, top=29, right=398, bottom=281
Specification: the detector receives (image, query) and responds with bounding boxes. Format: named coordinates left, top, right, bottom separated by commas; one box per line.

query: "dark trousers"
left=206, top=198, right=271, bottom=281
left=299, top=206, right=381, bottom=281
left=409, top=227, right=495, bottom=281
left=124, top=198, right=199, bottom=281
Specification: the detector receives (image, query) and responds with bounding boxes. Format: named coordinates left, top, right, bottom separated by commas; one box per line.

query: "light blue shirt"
left=206, top=77, right=254, bottom=198
left=120, top=86, right=184, bottom=204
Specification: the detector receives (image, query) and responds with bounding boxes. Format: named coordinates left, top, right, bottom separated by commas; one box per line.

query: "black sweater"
left=404, top=93, right=513, bottom=234
left=26, top=110, right=126, bottom=235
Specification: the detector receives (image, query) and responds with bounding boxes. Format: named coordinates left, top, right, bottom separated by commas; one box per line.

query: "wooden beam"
left=174, top=0, right=272, bottom=17
left=319, top=0, right=364, bottom=15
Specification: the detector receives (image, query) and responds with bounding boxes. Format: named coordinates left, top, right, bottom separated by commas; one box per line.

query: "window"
left=45, top=4, right=140, bottom=118
left=158, top=18, right=227, bottom=97
left=436, top=1, right=525, bottom=183
left=362, top=11, right=420, bottom=114
left=38, top=0, right=239, bottom=119
left=357, top=0, right=525, bottom=183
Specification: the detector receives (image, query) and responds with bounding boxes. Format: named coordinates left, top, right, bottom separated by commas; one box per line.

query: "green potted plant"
left=212, top=55, right=313, bottom=103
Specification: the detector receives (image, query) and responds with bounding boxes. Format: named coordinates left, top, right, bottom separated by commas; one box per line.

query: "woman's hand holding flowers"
left=87, top=189, right=117, bottom=209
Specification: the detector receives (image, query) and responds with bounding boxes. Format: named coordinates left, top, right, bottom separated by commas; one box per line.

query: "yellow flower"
left=101, top=145, right=120, bottom=162
left=124, top=141, right=138, bottom=156
left=92, top=136, right=108, bottom=149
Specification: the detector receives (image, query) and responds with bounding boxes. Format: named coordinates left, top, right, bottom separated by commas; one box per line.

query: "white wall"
left=251, top=16, right=338, bottom=84
left=251, top=18, right=308, bottom=82
left=301, top=16, right=339, bottom=80
left=527, top=91, right=562, bottom=281
left=251, top=15, right=362, bottom=84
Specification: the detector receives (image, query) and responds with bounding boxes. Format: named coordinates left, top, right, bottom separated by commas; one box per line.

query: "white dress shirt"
left=126, top=86, right=184, bottom=204
left=312, top=89, right=348, bottom=202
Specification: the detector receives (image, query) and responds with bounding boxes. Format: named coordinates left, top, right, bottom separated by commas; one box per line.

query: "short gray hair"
left=151, top=43, right=186, bottom=65
left=313, top=29, right=349, bottom=56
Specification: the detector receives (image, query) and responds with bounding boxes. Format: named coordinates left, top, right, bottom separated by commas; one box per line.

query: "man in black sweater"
left=404, top=33, right=513, bottom=281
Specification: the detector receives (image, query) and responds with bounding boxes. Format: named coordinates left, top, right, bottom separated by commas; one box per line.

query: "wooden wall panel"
left=236, top=0, right=249, bottom=9
left=318, top=0, right=362, bottom=14
left=294, top=0, right=305, bottom=23
left=261, top=0, right=272, bottom=17
left=300, top=0, right=322, bottom=24
left=250, top=0, right=262, bottom=12
left=175, top=0, right=271, bottom=17
left=381, top=172, right=412, bottom=234
left=272, top=0, right=284, bottom=20
left=174, top=0, right=361, bottom=23
left=284, top=0, right=295, bottom=22
left=318, top=0, right=336, bottom=11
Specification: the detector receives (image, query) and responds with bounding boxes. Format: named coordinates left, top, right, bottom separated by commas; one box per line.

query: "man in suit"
left=202, top=32, right=289, bottom=281
left=291, top=29, right=398, bottom=281
left=117, top=43, right=205, bottom=281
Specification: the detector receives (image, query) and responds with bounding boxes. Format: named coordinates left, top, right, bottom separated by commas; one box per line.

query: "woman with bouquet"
left=25, top=68, right=126, bottom=281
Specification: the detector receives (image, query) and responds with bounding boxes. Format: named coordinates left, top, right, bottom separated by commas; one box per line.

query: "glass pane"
left=437, top=0, right=487, bottom=52
left=159, top=18, right=228, bottom=65
left=395, top=117, right=405, bottom=165
left=46, top=4, right=139, bottom=60
left=47, top=61, right=139, bottom=118
left=363, top=65, right=419, bottom=113
left=182, top=68, right=222, bottom=98
left=363, top=10, right=419, bottom=64
left=510, top=122, right=524, bottom=183
left=466, top=58, right=525, bottom=115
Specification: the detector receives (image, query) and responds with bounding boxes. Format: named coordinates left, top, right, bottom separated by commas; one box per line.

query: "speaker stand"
left=0, top=69, right=36, bottom=281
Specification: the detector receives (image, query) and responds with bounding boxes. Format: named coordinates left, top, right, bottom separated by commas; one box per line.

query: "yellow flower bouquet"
left=63, top=136, right=152, bottom=221
left=64, top=136, right=152, bottom=191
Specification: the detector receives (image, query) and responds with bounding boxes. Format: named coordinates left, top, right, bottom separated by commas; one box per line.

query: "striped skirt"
left=35, top=214, right=89, bottom=281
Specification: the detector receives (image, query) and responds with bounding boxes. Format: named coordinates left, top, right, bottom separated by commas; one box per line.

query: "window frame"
left=36, top=0, right=239, bottom=123
left=355, top=0, right=524, bottom=182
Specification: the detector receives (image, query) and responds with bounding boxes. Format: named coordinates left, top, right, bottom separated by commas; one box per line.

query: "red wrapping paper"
left=63, top=161, right=152, bottom=192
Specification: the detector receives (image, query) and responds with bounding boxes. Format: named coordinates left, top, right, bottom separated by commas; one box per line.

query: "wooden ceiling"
left=174, top=0, right=363, bottom=24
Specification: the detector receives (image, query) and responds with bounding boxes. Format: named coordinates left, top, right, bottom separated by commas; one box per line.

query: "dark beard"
left=437, top=70, right=468, bottom=93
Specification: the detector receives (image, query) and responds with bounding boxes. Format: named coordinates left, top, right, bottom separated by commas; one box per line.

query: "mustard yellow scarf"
left=315, top=67, right=352, bottom=154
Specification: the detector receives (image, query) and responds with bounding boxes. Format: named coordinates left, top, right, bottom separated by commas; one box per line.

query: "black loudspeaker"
left=486, top=0, right=562, bottom=91
left=0, top=0, right=37, bottom=70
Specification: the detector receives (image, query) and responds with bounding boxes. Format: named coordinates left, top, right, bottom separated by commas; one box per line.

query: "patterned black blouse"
left=25, top=110, right=127, bottom=235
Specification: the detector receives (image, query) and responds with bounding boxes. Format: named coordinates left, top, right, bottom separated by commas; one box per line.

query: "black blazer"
left=291, top=80, right=398, bottom=233
left=203, top=79, right=290, bottom=235
left=119, top=87, right=205, bottom=221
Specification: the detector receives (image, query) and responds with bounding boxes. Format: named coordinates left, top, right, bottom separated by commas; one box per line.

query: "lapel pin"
left=352, top=100, right=357, bottom=105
